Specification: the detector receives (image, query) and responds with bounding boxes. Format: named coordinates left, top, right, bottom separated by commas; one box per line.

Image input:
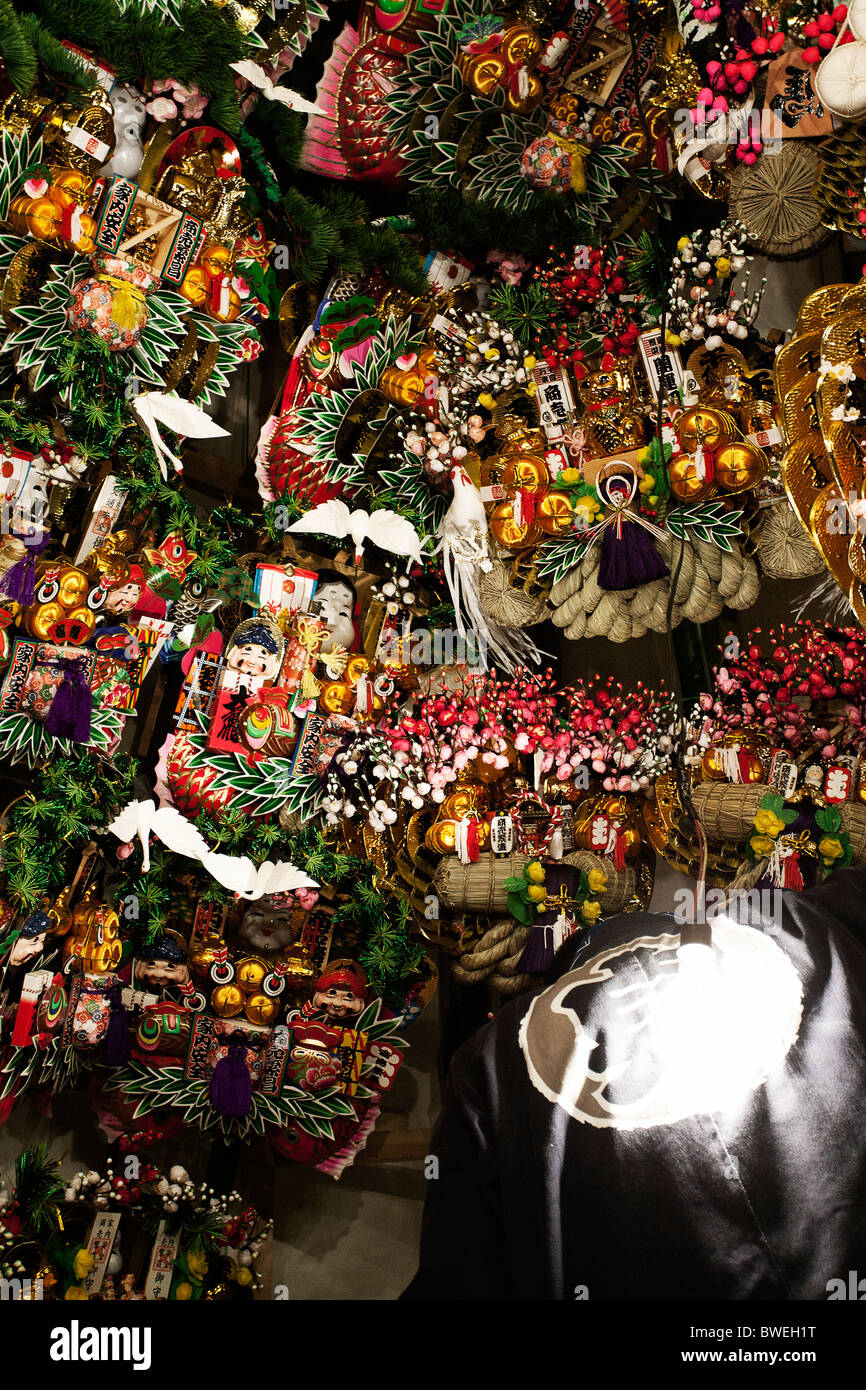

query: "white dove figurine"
left=108, top=800, right=318, bottom=900
left=287, top=498, right=423, bottom=566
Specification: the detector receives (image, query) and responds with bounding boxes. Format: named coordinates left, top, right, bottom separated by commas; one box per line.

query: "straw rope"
left=549, top=534, right=759, bottom=642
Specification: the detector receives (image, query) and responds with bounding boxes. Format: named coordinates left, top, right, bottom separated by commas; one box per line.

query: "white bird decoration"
left=230, top=60, right=326, bottom=115
left=108, top=800, right=319, bottom=900
left=434, top=465, right=544, bottom=675
left=287, top=498, right=424, bottom=567
left=131, top=392, right=229, bottom=480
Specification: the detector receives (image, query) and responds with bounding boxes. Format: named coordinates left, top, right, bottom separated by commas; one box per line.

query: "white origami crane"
left=131, top=392, right=230, bottom=479
left=287, top=499, right=424, bottom=566
left=230, top=60, right=325, bottom=115
left=108, top=800, right=319, bottom=900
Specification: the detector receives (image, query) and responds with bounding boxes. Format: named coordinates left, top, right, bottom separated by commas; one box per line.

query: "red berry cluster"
left=701, top=622, right=866, bottom=754
left=801, top=4, right=852, bottom=63
left=538, top=246, right=640, bottom=365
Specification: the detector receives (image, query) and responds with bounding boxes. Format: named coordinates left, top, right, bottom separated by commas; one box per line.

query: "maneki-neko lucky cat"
left=574, top=353, right=646, bottom=460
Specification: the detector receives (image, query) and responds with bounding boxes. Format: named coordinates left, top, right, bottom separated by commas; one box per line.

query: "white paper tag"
left=66, top=126, right=111, bottom=162
left=83, top=1211, right=122, bottom=1294
left=145, top=1219, right=181, bottom=1300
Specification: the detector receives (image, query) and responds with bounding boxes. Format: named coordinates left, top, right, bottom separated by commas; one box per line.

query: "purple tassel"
left=209, top=1033, right=252, bottom=1118
left=1, top=533, right=50, bottom=606
left=105, top=984, right=131, bottom=1065
left=519, top=926, right=555, bottom=975
left=45, top=657, right=92, bottom=742
left=598, top=517, right=670, bottom=591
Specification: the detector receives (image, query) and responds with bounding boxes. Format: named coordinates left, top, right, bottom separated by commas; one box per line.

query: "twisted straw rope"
left=549, top=535, right=759, bottom=642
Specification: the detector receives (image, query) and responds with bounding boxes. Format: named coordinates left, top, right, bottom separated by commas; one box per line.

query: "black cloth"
left=403, top=867, right=866, bottom=1300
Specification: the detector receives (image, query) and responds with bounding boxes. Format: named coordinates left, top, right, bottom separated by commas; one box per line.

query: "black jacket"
left=404, top=867, right=866, bottom=1299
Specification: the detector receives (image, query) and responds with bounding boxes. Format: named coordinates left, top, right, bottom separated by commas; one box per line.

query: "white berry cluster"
left=668, top=223, right=763, bottom=349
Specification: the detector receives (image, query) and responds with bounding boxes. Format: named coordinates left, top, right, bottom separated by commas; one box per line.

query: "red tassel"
left=613, top=829, right=627, bottom=872
left=784, top=852, right=804, bottom=891
left=519, top=489, right=536, bottom=527
left=737, top=750, right=753, bottom=783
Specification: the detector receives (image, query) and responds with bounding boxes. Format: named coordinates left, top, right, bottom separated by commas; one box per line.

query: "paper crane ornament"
left=286, top=499, right=423, bottom=566
left=108, top=799, right=318, bottom=899
left=131, top=392, right=229, bottom=479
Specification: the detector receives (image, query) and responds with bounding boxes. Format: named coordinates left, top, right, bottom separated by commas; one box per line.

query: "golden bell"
left=318, top=681, right=355, bottom=715
left=489, top=499, right=543, bottom=550
left=438, top=786, right=489, bottom=820
left=66, top=213, right=97, bottom=256
left=7, top=194, right=34, bottom=235
left=244, top=992, right=280, bottom=1025
left=500, top=453, right=550, bottom=492
left=460, top=52, right=505, bottom=96
left=536, top=490, right=575, bottom=535
left=713, top=440, right=768, bottom=494
left=501, top=23, right=541, bottom=68
left=49, top=167, right=92, bottom=211
left=189, top=934, right=222, bottom=976
left=574, top=794, right=642, bottom=858
left=179, top=266, right=209, bottom=308
left=236, top=956, right=268, bottom=993
left=200, top=243, right=233, bottom=277
left=24, top=195, right=61, bottom=240
left=701, top=733, right=766, bottom=783
left=211, top=983, right=246, bottom=1017
left=346, top=655, right=372, bottom=684
left=668, top=453, right=716, bottom=502
left=424, top=819, right=491, bottom=855
left=675, top=406, right=738, bottom=455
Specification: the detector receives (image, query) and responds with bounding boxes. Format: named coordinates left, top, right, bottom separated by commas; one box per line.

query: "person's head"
left=311, top=570, right=357, bottom=653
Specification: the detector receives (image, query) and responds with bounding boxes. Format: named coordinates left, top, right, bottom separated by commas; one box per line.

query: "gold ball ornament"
left=675, top=406, right=738, bottom=455
left=489, top=499, right=543, bottom=550
left=210, top=983, right=245, bottom=1018
left=668, top=453, right=716, bottom=502
left=318, top=680, right=355, bottom=715
left=49, top=168, right=92, bottom=211
left=713, top=440, right=768, bottom=494
left=500, top=453, right=550, bottom=493
left=24, top=195, right=61, bottom=240
left=179, top=267, right=209, bottom=308
left=700, top=732, right=767, bottom=783
left=244, top=992, right=280, bottom=1025
left=424, top=819, right=491, bottom=854
left=236, top=957, right=267, bottom=992
left=536, top=490, right=575, bottom=535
